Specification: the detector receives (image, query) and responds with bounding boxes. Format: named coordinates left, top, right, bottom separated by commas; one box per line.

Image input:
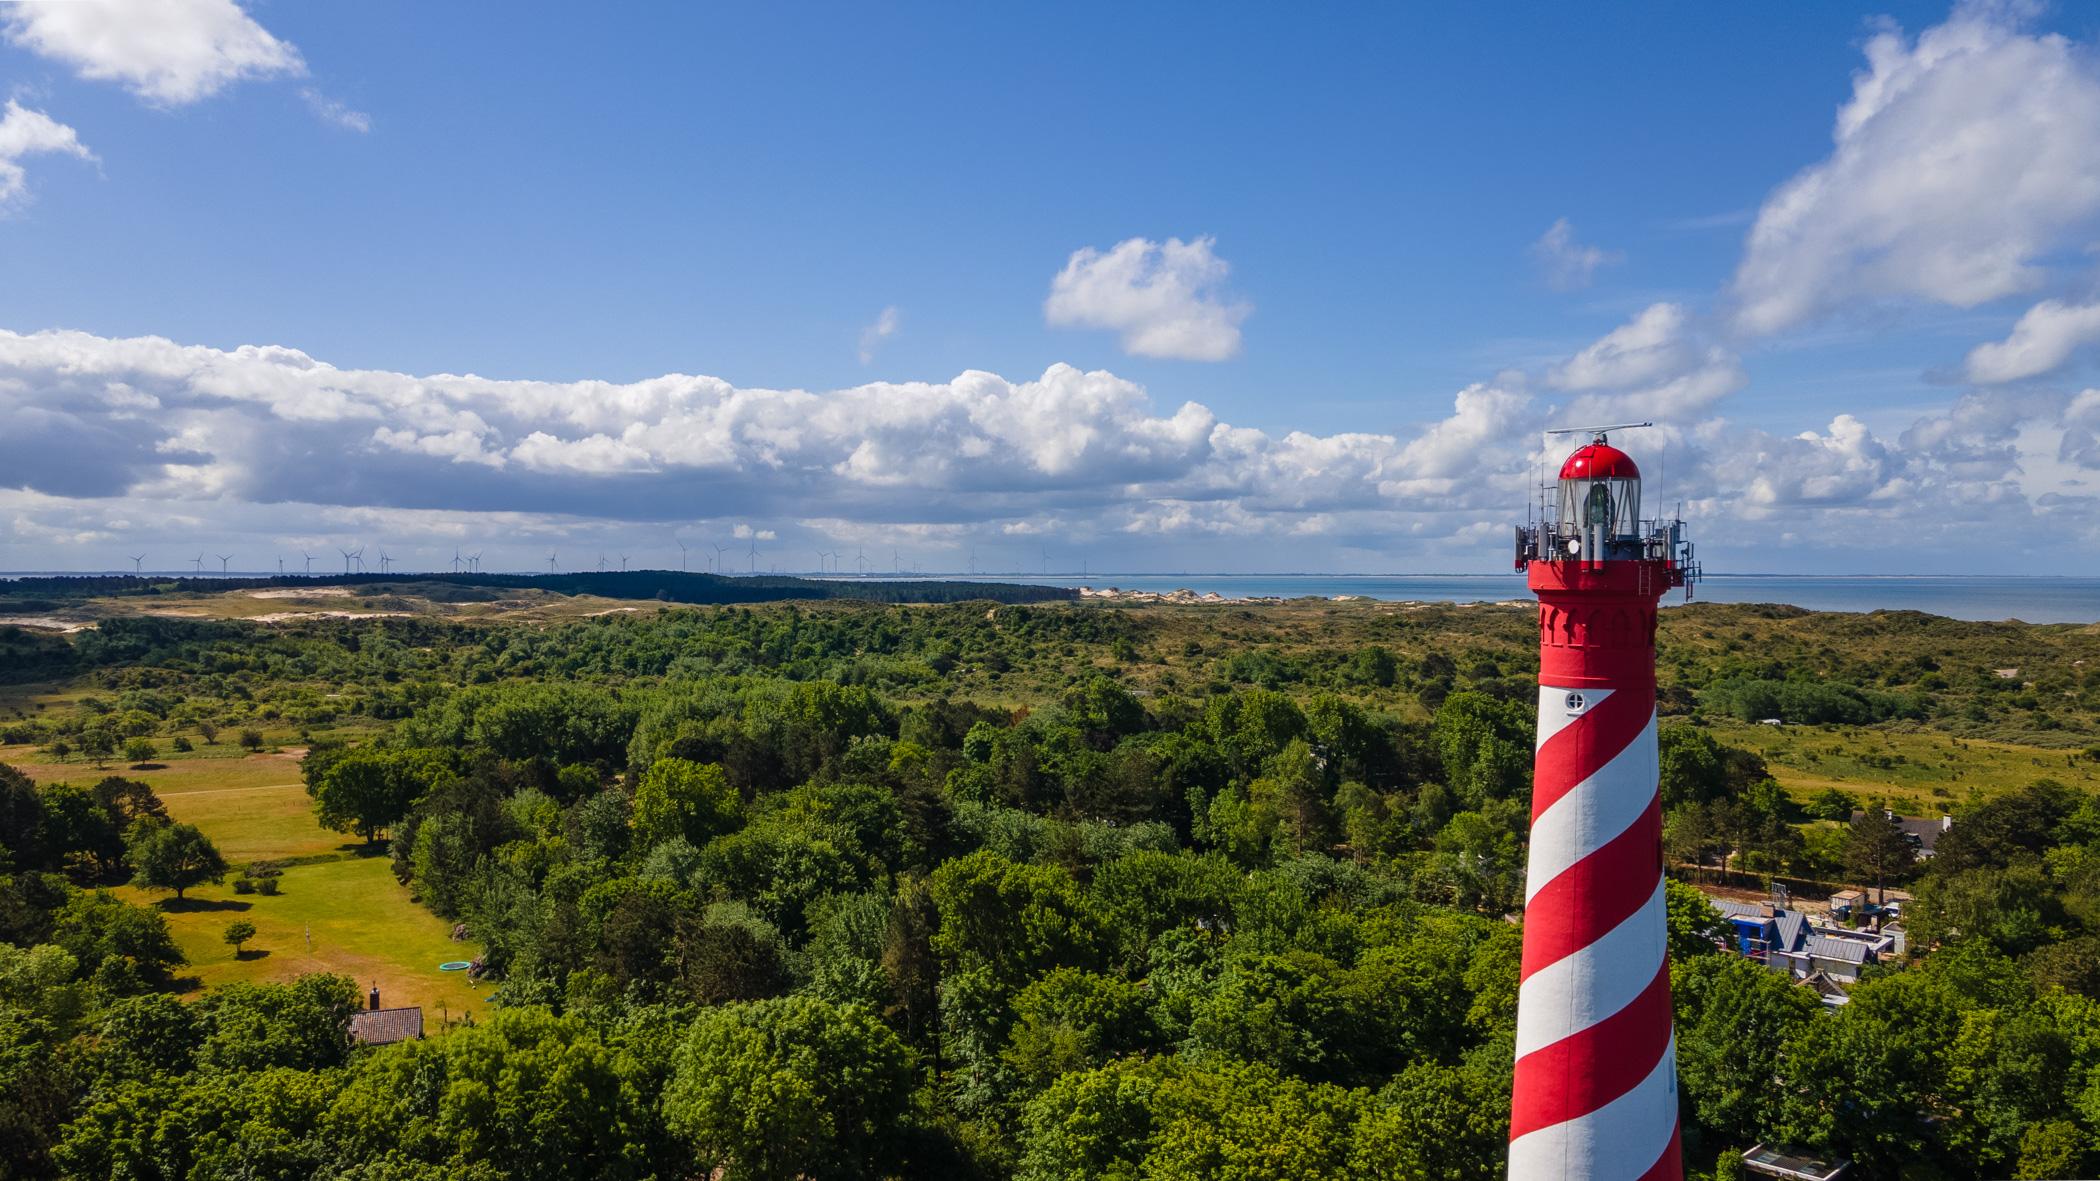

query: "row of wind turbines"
left=126, top=547, right=484, bottom=576
left=125, top=539, right=1079, bottom=578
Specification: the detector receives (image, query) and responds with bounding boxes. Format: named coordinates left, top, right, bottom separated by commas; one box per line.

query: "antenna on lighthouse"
left=1543, top=420, right=1655, bottom=444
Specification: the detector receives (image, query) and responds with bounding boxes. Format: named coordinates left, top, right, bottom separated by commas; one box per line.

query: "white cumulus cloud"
left=0, top=100, right=93, bottom=207
left=1730, top=1, right=2100, bottom=336
left=2, top=0, right=304, bottom=105
left=1546, top=303, right=1745, bottom=422
left=1044, top=236, right=1250, bottom=361
left=1964, top=297, right=2100, bottom=383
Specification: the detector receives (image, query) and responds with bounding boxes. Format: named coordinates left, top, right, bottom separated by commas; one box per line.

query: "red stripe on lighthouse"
left=1518, top=796, right=1662, bottom=977
left=1509, top=961, right=1674, bottom=1138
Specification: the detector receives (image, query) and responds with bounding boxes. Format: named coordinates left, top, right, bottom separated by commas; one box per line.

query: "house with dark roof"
left=1714, top=899, right=1807, bottom=964
left=1710, top=897, right=1897, bottom=985
left=349, top=984, right=423, bottom=1046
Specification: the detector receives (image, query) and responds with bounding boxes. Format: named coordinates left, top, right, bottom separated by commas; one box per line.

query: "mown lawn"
left=119, top=853, right=488, bottom=1024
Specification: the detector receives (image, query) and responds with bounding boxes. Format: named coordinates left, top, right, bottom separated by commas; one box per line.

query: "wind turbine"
left=216, top=554, right=233, bottom=573
left=547, top=550, right=560, bottom=572
left=451, top=548, right=463, bottom=574
left=676, top=539, right=688, bottom=572
left=129, top=554, right=144, bottom=574
left=377, top=551, right=393, bottom=574
left=712, top=542, right=730, bottom=574
left=339, top=546, right=358, bottom=574
left=301, top=551, right=314, bottom=575
left=893, top=548, right=902, bottom=575
left=191, top=554, right=205, bottom=573
left=854, top=547, right=869, bottom=575
left=469, top=551, right=483, bottom=573
left=747, top=538, right=760, bottom=574
left=277, top=557, right=285, bottom=575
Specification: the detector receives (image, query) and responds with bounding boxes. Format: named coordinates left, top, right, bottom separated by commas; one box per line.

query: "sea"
left=7, top=571, right=2099, bottom=625
left=919, top=574, right=2100, bottom=625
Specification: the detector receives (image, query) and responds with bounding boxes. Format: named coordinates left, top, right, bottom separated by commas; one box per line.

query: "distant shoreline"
left=2, top=570, right=2094, bottom=624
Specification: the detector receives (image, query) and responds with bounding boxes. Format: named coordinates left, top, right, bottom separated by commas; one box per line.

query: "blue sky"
left=3, top=0, right=2099, bottom=574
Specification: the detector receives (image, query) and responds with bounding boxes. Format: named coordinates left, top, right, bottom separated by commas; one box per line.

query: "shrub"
left=1807, top=787, right=1859, bottom=822
left=238, top=729, right=265, bottom=751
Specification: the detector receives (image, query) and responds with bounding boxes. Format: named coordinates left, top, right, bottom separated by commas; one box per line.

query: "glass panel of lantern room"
left=1556, top=480, right=1583, bottom=534
left=1612, top=478, right=1640, bottom=537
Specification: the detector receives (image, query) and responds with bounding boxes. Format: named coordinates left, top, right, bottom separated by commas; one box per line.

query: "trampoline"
left=438, top=961, right=473, bottom=972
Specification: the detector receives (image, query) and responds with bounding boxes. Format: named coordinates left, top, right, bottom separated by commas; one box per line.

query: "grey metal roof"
left=350, top=1006, right=424, bottom=1045
left=1806, top=935, right=1871, bottom=964
left=1774, top=911, right=1807, bottom=952
left=1714, top=900, right=1767, bottom=921
left=1744, top=1143, right=1850, bottom=1180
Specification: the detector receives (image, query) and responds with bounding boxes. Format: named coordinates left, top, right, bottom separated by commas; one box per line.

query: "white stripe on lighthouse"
left=1535, top=684, right=1612, bottom=749
left=1514, top=878, right=1668, bottom=1058
left=1523, top=706, right=1658, bottom=904
left=1507, top=1036, right=1680, bottom=1181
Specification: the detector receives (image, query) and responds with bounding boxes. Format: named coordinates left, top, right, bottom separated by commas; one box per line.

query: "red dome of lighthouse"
left=1558, top=441, right=1640, bottom=480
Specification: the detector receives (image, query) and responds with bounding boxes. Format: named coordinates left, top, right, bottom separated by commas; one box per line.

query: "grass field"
left=1708, top=719, right=2100, bottom=814
left=2, top=744, right=490, bottom=1025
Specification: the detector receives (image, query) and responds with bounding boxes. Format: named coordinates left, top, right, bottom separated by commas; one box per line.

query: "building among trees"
left=348, top=984, right=423, bottom=1046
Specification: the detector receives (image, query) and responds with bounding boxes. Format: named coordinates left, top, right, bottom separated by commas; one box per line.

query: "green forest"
left=4, top=594, right=2100, bottom=1180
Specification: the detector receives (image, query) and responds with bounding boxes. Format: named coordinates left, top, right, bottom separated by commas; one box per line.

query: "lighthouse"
left=1509, top=426, right=1696, bottom=1181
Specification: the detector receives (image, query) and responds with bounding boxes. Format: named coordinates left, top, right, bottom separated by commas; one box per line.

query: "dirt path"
left=156, top=782, right=303, bottom=798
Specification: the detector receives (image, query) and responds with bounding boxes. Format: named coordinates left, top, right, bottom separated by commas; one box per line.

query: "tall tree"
left=663, top=995, right=913, bottom=1181
left=126, top=819, right=228, bottom=901
left=1844, top=807, right=1916, bottom=905
left=1674, top=953, right=1819, bottom=1150
left=313, top=748, right=445, bottom=843
left=631, top=757, right=741, bottom=851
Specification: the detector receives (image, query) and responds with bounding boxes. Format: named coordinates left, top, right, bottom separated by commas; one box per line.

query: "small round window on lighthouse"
left=1564, top=691, right=1586, bottom=713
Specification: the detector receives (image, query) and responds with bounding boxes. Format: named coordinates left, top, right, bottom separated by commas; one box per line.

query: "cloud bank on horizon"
left=2, top=0, right=2099, bottom=574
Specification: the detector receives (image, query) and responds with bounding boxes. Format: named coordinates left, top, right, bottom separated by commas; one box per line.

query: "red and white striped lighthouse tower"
left=1509, top=426, right=1696, bottom=1181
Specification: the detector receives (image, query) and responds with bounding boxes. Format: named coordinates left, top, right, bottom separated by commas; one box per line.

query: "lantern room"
left=1556, top=438, right=1641, bottom=548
